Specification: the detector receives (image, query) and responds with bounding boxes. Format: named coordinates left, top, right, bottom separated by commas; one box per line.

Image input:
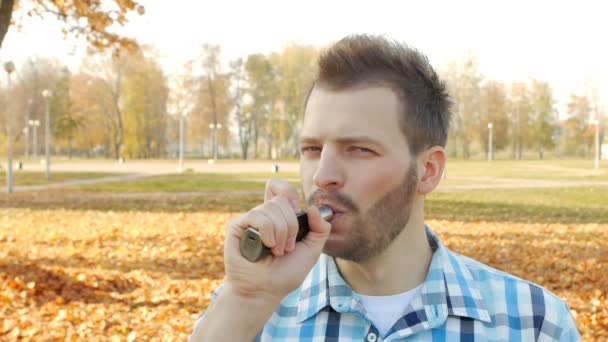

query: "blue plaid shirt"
left=193, top=226, right=580, bottom=341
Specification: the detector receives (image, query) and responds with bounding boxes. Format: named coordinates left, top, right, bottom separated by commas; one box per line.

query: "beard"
left=306, top=162, right=418, bottom=262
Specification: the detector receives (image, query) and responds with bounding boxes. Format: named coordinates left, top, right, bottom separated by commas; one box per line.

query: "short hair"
left=305, top=34, right=451, bottom=155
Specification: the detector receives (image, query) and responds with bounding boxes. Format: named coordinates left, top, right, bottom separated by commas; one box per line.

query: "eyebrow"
left=299, top=135, right=383, bottom=147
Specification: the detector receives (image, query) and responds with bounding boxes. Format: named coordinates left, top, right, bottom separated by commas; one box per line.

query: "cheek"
left=350, top=165, right=407, bottom=210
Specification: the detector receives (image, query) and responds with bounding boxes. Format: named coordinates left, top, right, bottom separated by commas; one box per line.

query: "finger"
left=283, top=206, right=332, bottom=269
left=235, top=209, right=277, bottom=252
left=263, top=202, right=289, bottom=256
left=301, top=205, right=331, bottom=245
left=264, top=179, right=300, bottom=211
left=270, top=196, right=299, bottom=253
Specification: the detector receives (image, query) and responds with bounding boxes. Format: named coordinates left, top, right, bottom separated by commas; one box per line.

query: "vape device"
left=239, top=206, right=334, bottom=262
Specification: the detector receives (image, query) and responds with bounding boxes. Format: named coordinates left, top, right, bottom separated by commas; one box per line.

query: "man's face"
left=299, top=85, right=419, bottom=262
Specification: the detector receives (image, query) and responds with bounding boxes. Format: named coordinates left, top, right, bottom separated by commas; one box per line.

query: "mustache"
left=306, top=189, right=359, bottom=212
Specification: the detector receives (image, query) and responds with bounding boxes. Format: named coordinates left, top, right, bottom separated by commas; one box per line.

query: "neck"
left=335, top=199, right=432, bottom=296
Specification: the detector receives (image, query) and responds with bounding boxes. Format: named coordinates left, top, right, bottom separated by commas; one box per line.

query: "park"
left=0, top=158, right=607, bottom=340
left=1, top=0, right=607, bottom=340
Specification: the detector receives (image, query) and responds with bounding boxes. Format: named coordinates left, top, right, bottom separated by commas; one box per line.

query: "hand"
left=222, top=179, right=332, bottom=301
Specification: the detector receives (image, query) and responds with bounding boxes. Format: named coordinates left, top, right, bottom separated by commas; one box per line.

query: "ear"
left=416, top=146, right=446, bottom=195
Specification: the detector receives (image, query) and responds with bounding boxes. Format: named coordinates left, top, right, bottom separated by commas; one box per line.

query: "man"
left=190, top=35, right=580, bottom=341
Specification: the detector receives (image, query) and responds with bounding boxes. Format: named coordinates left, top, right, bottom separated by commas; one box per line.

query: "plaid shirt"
left=192, top=226, right=580, bottom=341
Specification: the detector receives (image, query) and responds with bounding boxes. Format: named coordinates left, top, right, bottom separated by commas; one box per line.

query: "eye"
left=300, top=146, right=322, bottom=155
left=349, top=146, right=375, bottom=155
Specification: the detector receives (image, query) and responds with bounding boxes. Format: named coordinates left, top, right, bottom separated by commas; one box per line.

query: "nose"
left=312, top=147, right=345, bottom=191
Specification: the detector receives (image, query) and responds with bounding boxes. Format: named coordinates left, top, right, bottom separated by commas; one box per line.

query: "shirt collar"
left=296, top=226, right=492, bottom=326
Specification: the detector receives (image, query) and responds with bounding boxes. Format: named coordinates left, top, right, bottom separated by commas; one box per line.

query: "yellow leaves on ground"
left=0, top=210, right=606, bottom=340
left=1, top=209, right=227, bottom=340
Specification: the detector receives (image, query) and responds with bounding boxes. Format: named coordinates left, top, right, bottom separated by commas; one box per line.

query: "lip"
left=316, top=202, right=347, bottom=215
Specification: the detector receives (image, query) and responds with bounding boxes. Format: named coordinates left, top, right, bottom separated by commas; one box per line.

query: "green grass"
left=0, top=171, right=121, bottom=186
left=1, top=160, right=607, bottom=224
left=69, top=172, right=300, bottom=193
left=426, top=187, right=608, bottom=224
left=443, top=159, right=608, bottom=181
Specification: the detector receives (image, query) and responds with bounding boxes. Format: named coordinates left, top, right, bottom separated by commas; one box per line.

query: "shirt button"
left=367, top=333, right=378, bottom=342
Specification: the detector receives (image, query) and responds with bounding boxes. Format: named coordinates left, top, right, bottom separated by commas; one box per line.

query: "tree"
left=528, top=79, right=557, bottom=159
left=121, top=48, right=168, bottom=158
left=244, top=53, right=279, bottom=159
left=508, top=82, right=533, bottom=159
left=478, top=80, right=510, bottom=155
left=444, top=53, right=482, bottom=159
left=272, top=43, right=318, bottom=157
left=0, top=57, right=64, bottom=157
left=229, top=57, right=253, bottom=160
left=69, top=72, right=108, bottom=157
left=50, top=67, right=83, bottom=158
left=562, top=94, right=591, bottom=156
left=1, top=0, right=144, bottom=51
left=188, top=44, right=232, bottom=159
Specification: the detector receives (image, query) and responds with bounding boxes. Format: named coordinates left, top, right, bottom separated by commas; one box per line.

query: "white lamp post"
left=170, top=100, right=193, bottom=173
left=209, top=122, right=223, bottom=160
left=487, top=123, right=493, bottom=161
left=41, top=89, right=52, bottom=180
left=24, top=99, right=32, bottom=159
left=28, top=120, right=40, bottom=158
left=591, top=119, right=600, bottom=170
left=4, top=61, right=15, bottom=193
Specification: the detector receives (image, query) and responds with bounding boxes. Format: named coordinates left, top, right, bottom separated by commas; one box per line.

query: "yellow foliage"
left=0, top=210, right=605, bottom=340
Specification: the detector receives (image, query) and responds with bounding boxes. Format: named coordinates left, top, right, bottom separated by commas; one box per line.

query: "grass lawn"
left=0, top=171, right=122, bottom=186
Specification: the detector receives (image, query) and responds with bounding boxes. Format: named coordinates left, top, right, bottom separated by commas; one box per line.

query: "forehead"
left=301, top=85, right=406, bottom=144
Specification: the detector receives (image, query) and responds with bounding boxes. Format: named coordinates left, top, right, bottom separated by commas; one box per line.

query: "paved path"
left=12, top=160, right=299, bottom=174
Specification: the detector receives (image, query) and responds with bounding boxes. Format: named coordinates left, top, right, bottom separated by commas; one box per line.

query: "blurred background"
left=0, top=0, right=605, bottom=164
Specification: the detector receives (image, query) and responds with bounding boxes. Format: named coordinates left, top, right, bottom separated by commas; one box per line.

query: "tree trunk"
left=0, top=0, right=15, bottom=49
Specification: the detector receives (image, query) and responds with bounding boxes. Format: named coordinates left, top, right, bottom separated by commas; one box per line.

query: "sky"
left=1, top=0, right=606, bottom=116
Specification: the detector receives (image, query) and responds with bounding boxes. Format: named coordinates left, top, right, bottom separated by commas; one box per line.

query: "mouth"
left=315, top=202, right=347, bottom=216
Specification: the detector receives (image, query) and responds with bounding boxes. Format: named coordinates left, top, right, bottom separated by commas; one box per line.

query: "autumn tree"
left=528, top=79, right=557, bottom=159
left=244, top=53, right=279, bottom=159
left=1, top=0, right=144, bottom=52
left=0, top=57, right=64, bottom=158
left=443, top=53, right=482, bottom=159
left=188, top=44, right=231, bottom=159
left=50, top=66, right=83, bottom=158
left=69, top=72, right=108, bottom=157
left=508, top=82, right=533, bottom=159
left=561, top=94, right=591, bottom=156
left=478, top=80, right=510, bottom=155
left=121, top=48, right=168, bottom=158
left=272, top=43, right=318, bottom=157
left=229, top=57, right=253, bottom=160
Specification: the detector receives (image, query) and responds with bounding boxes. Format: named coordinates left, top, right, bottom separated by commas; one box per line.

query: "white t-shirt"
left=356, top=284, right=422, bottom=337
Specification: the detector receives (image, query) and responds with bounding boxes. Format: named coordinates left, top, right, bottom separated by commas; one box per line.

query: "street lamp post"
left=42, top=89, right=52, bottom=180
left=24, top=99, right=32, bottom=158
left=4, top=61, right=15, bottom=193
left=591, top=119, right=600, bottom=170
left=171, top=100, right=192, bottom=173
left=487, top=123, right=493, bottom=161
left=209, top=123, right=222, bottom=160
left=28, top=120, right=40, bottom=158
left=23, top=127, right=28, bottom=159
left=178, top=113, right=186, bottom=173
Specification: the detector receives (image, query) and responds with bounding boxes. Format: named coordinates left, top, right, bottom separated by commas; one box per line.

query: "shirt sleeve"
left=557, top=303, right=581, bottom=342
left=188, top=283, right=227, bottom=341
